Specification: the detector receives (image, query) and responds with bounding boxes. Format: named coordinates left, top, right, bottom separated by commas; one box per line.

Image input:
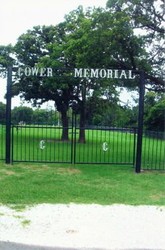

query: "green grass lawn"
left=0, top=162, right=164, bottom=206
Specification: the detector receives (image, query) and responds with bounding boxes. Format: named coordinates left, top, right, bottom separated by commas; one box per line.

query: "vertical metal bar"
left=133, top=127, right=137, bottom=166
left=151, top=132, right=155, bottom=169
left=127, top=129, right=129, bottom=163
left=73, top=113, right=77, bottom=164
left=124, top=129, right=127, bottom=163
left=120, top=128, right=123, bottom=163
left=135, top=71, right=145, bottom=173
left=142, top=130, right=146, bottom=169
left=154, top=132, right=159, bottom=170
left=5, top=66, right=12, bottom=164
left=112, top=128, right=115, bottom=163
left=11, top=125, right=14, bottom=163
left=71, top=111, right=74, bottom=164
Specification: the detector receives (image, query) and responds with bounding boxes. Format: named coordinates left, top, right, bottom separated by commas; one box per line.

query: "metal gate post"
left=5, top=66, right=12, bottom=164
left=73, top=112, right=77, bottom=164
left=135, top=71, right=145, bottom=173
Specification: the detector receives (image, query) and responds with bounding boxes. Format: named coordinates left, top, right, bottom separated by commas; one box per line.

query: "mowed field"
left=0, top=162, right=164, bottom=205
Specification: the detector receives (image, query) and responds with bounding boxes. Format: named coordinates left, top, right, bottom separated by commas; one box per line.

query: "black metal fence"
left=0, top=124, right=5, bottom=160
left=11, top=125, right=136, bottom=165
left=12, top=125, right=74, bottom=163
left=141, top=130, right=165, bottom=170
left=0, top=124, right=164, bottom=170
left=74, top=127, right=136, bottom=165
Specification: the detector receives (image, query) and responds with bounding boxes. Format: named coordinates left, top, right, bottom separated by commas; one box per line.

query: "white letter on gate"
left=107, top=69, right=113, bottom=78
left=47, top=68, right=53, bottom=77
left=99, top=69, right=107, bottom=78
left=24, top=67, right=31, bottom=76
left=40, top=68, right=47, bottom=77
left=128, top=70, right=136, bottom=79
left=74, top=68, right=83, bottom=77
left=114, top=70, right=119, bottom=79
left=84, top=68, right=90, bottom=78
left=18, top=68, right=23, bottom=76
left=90, top=69, right=99, bottom=78
left=31, top=67, right=39, bottom=76
left=119, top=70, right=127, bottom=79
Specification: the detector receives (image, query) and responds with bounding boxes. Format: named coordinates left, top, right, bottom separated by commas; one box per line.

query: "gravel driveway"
left=0, top=204, right=165, bottom=250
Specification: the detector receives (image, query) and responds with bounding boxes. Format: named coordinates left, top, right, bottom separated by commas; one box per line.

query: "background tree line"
left=0, top=91, right=164, bottom=132
left=0, top=0, right=164, bottom=140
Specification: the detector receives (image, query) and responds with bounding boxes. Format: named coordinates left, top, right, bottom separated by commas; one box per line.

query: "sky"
left=0, top=0, right=134, bottom=109
left=0, top=0, right=108, bottom=108
left=0, top=0, right=108, bottom=46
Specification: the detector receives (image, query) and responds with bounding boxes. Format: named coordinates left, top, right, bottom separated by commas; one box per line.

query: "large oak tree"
left=1, top=1, right=164, bottom=139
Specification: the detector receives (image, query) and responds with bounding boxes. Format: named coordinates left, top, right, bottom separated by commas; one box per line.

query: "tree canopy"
left=106, top=0, right=165, bottom=91
left=0, top=1, right=164, bottom=135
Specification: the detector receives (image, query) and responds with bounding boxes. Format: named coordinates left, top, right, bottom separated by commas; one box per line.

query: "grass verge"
left=0, top=162, right=164, bottom=206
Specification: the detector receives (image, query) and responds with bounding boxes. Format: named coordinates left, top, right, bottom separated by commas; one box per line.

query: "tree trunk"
left=61, top=111, right=69, bottom=141
left=79, top=105, right=86, bottom=143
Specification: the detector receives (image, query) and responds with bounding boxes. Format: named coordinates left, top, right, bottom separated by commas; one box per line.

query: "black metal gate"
left=4, top=67, right=145, bottom=172
left=74, top=126, right=136, bottom=165
left=11, top=120, right=136, bottom=165
left=1, top=66, right=164, bottom=172
left=12, top=124, right=74, bottom=163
